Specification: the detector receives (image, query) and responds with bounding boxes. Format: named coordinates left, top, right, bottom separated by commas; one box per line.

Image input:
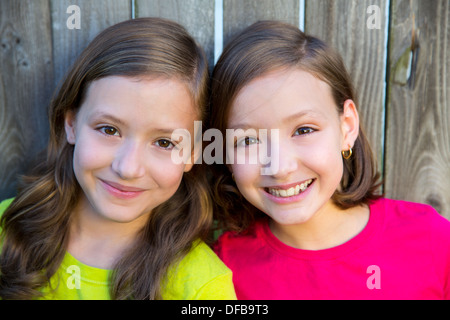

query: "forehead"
left=228, top=68, right=337, bottom=128
left=78, top=76, right=198, bottom=129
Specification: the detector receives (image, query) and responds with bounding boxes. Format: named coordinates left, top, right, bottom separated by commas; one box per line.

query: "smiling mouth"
left=100, top=179, right=147, bottom=194
left=264, top=179, right=314, bottom=198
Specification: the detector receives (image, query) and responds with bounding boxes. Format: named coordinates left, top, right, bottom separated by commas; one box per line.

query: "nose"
left=111, top=140, right=146, bottom=180
left=264, top=140, right=298, bottom=179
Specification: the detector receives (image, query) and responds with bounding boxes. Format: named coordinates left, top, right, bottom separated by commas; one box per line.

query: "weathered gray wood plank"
left=50, top=0, right=131, bottom=88
left=385, top=0, right=450, bottom=218
left=136, top=0, right=215, bottom=68
left=0, top=0, right=54, bottom=199
left=223, top=0, right=299, bottom=46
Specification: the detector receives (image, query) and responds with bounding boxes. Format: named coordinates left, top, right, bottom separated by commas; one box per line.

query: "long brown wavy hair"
left=209, top=20, right=382, bottom=233
left=0, top=17, right=211, bottom=300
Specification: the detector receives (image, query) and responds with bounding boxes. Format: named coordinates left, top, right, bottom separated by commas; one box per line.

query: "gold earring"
left=342, top=148, right=352, bottom=160
left=231, top=173, right=235, bottom=181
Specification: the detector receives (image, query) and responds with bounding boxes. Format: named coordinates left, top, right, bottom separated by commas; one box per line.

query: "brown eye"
left=156, top=139, right=174, bottom=149
left=100, top=126, right=119, bottom=136
left=294, top=127, right=315, bottom=136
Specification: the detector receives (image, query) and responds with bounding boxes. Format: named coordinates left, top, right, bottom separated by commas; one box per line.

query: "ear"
left=340, top=99, right=360, bottom=150
left=64, top=110, right=77, bottom=145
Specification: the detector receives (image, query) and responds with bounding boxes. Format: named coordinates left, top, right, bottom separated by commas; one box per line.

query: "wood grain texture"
left=385, top=0, right=450, bottom=218
left=50, top=0, right=131, bottom=88
left=223, top=0, right=299, bottom=46
left=0, top=0, right=54, bottom=199
left=305, top=0, right=387, bottom=173
left=0, top=0, right=449, bottom=219
left=136, top=0, right=215, bottom=69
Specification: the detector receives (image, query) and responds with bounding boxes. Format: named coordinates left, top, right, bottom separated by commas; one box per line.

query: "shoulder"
left=373, top=197, right=450, bottom=255
left=376, top=198, right=450, bottom=298
left=372, top=197, right=448, bottom=227
left=214, top=219, right=268, bottom=270
left=214, top=220, right=265, bottom=252
left=162, top=240, right=236, bottom=300
left=180, top=240, right=231, bottom=275
left=372, top=197, right=437, bottom=215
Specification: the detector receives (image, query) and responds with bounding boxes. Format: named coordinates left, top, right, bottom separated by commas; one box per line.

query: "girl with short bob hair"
left=0, top=17, right=236, bottom=300
left=210, top=20, right=450, bottom=299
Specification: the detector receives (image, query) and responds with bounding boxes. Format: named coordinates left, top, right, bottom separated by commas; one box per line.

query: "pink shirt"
left=214, top=198, right=450, bottom=299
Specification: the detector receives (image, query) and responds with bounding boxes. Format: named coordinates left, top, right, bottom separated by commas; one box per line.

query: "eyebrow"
left=152, top=128, right=184, bottom=136
left=90, top=111, right=184, bottom=136
left=229, top=109, right=323, bottom=130
left=90, top=112, right=126, bottom=127
left=282, top=109, right=324, bottom=124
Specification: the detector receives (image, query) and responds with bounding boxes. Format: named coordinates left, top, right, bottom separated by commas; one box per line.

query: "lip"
left=262, top=178, right=315, bottom=204
left=264, top=178, right=313, bottom=191
left=100, top=179, right=147, bottom=199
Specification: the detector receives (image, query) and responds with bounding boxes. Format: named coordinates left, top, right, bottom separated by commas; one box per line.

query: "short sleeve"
left=192, top=272, right=237, bottom=300
left=161, top=240, right=237, bottom=300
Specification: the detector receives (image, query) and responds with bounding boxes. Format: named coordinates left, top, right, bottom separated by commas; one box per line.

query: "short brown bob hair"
left=209, top=20, right=382, bottom=233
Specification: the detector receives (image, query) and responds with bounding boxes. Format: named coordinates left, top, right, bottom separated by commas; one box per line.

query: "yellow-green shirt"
left=0, top=198, right=236, bottom=300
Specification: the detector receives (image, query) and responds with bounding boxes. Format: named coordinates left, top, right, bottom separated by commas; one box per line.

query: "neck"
left=269, top=202, right=369, bottom=250
left=67, top=197, right=146, bottom=269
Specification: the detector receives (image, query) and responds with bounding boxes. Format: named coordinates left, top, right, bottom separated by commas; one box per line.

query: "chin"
left=268, top=211, right=313, bottom=226
left=96, top=203, right=149, bottom=224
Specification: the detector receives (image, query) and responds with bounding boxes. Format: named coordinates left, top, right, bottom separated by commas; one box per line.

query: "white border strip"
left=380, top=0, right=390, bottom=176
left=214, top=0, right=224, bottom=64
left=299, top=0, right=305, bottom=30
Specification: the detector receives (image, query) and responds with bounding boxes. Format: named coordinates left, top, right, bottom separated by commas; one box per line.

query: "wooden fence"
left=0, top=0, right=449, bottom=219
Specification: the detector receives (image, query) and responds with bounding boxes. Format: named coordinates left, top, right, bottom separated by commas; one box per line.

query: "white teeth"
left=286, top=187, right=295, bottom=197
left=268, top=179, right=313, bottom=198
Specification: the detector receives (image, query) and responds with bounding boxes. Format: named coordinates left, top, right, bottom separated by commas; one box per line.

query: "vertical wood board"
left=51, top=0, right=131, bottom=88
left=385, top=0, right=450, bottom=218
left=136, top=0, right=215, bottom=68
left=223, top=0, right=299, bottom=46
left=0, top=0, right=54, bottom=198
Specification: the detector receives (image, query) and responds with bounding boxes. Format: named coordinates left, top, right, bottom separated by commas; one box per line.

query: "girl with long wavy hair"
left=0, top=17, right=236, bottom=300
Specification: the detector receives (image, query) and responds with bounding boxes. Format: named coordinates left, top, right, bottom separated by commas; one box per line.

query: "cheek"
left=72, top=138, right=112, bottom=173
left=231, top=163, right=268, bottom=212
left=71, top=141, right=108, bottom=193
left=231, top=163, right=261, bottom=191
left=307, top=144, right=344, bottom=186
left=148, top=158, right=186, bottom=190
